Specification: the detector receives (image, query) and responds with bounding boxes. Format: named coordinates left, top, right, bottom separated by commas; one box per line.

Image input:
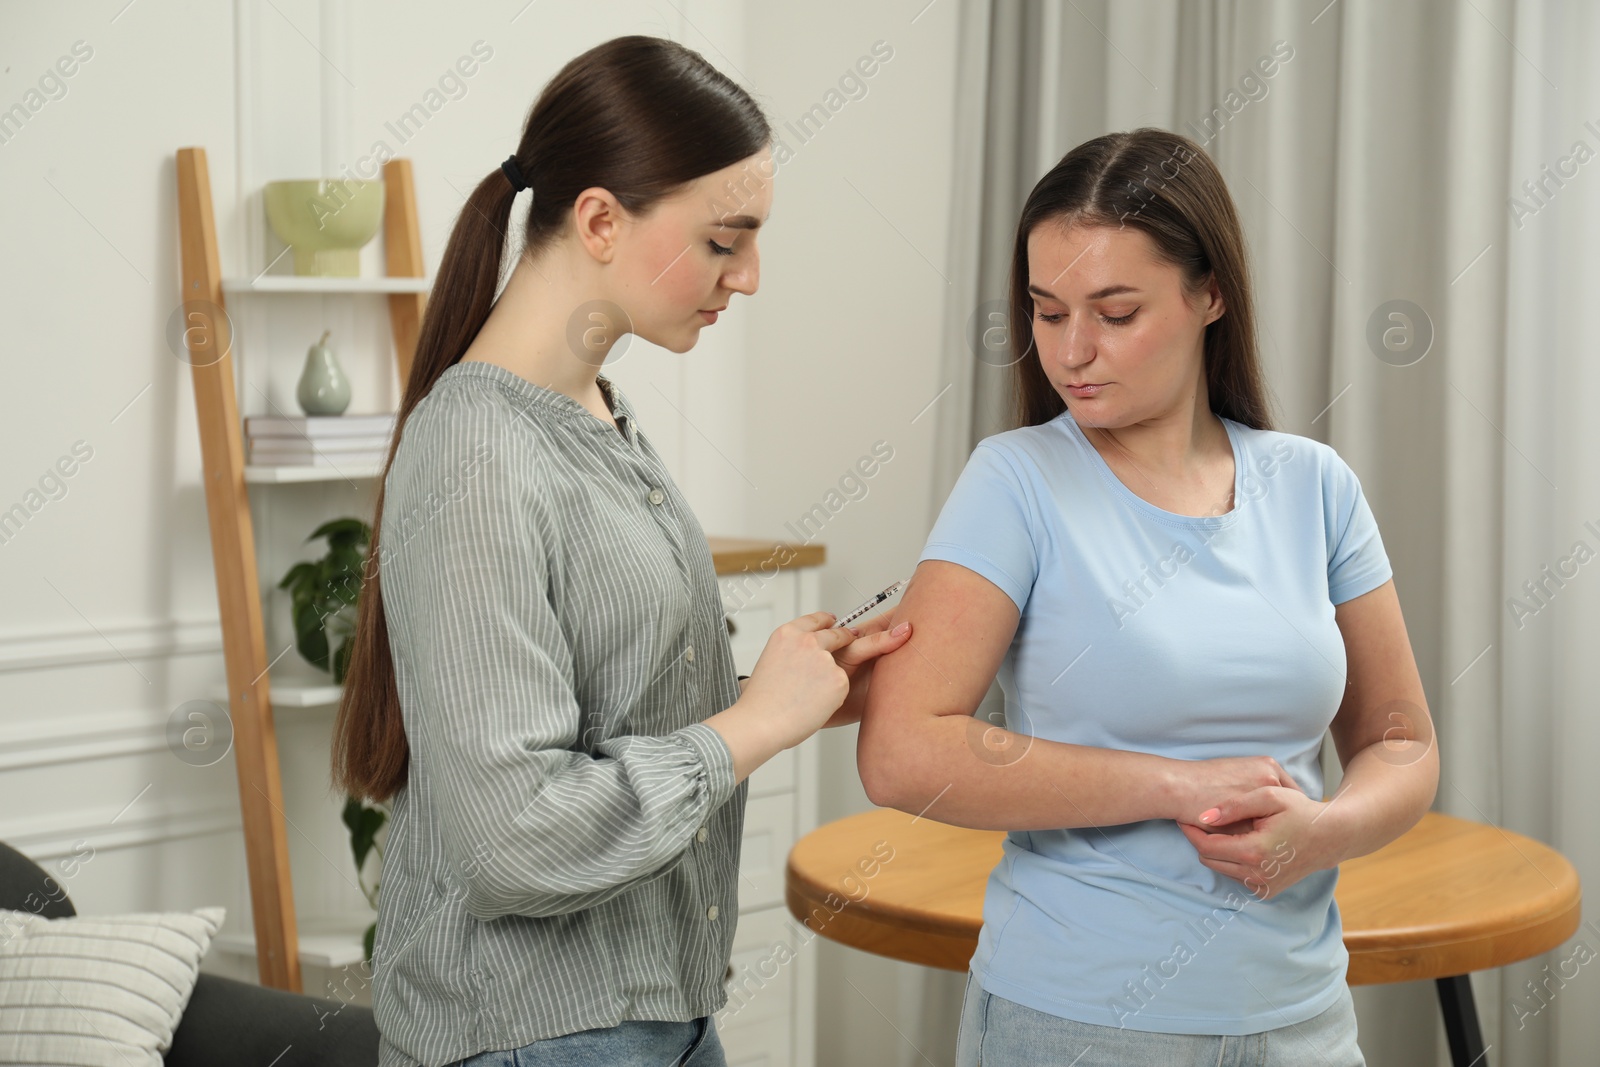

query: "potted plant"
left=343, top=797, right=386, bottom=963
left=279, top=517, right=388, bottom=962
left=279, top=517, right=370, bottom=684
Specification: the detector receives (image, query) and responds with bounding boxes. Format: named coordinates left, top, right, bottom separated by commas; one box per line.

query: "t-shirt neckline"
left=1056, top=410, right=1244, bottom=529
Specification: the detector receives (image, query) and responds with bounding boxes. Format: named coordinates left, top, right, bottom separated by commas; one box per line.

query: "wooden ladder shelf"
left=172, top=146, right=426, bottom=991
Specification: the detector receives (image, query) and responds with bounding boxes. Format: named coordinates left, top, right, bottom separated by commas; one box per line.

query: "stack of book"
left=244, top=413, right=396, bottom=468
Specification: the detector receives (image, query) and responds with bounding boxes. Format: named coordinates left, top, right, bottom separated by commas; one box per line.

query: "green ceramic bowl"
left=263, top=179, right=385, bottom=277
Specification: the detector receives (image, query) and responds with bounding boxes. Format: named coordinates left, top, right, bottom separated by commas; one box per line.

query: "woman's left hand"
left=820, top=612, right=912, bottom=728
left=1175, top=786, right=1346, bottom=900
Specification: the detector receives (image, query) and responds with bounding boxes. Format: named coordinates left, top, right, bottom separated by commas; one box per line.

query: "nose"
left=1049, top=312, right=1094, bottom=370
left=723, top=245, right=759, bottom=297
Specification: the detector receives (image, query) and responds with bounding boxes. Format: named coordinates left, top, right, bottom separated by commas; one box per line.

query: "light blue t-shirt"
left=917, top=408, right=1392, bottom=1036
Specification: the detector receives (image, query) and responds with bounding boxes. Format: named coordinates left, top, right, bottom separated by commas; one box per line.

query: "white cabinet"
left=714, top=557, right=822, bottom=1067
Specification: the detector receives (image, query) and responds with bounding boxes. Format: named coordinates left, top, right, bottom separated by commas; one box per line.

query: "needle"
left=834, top=578, right=910, bottom=629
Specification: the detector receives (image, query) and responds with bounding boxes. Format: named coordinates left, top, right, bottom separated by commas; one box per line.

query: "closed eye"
left=1036, top=310, right=1137, bottom=325
left=709, top=239, right=735, bottom=256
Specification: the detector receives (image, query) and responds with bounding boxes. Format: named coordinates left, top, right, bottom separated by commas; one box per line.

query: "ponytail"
left=332, top=35, right=772, bottom=802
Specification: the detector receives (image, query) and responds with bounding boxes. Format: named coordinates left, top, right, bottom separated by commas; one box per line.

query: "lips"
left=1066, top=382, right=1106, bottom=396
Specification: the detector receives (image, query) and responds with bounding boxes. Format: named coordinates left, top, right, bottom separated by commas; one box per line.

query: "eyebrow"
left=1027, top=283, right=1141, bottom=301
left=713, top=214, right=768, bottom=231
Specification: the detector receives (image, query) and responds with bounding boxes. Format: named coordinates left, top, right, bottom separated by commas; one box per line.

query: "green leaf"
left=277, top=560, right=317, bottom=593
left=328, top=567, right=363, bottom=607
left=341, top=797, right=364, bottom=835
left=311, top=517, right=371, bottom=549
left=333, top=637, right=353, bottom=684
left=344, top=801, right=385, bottom=872
left=331, top=544, right=365, bottom=576
left=284, top=515, right=374, bottom=677
left=293, top=599, right=330, bottom=672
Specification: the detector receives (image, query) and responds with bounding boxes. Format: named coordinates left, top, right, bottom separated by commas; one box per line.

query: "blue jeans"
left=955, top=970, right=1366, bottom=1066
left=447, top=1015, right=724, bottom=1067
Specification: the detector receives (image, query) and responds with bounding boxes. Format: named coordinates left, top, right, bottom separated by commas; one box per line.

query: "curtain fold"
left=928, top=2, right=1599, bottom=1064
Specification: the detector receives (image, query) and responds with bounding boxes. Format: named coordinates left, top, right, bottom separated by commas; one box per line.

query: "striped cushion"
left=0, top=905, right=224, bottom=1066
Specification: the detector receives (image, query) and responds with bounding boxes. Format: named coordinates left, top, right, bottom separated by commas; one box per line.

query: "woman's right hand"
left=1168, top=755, right=1306, bottom=827
left=743, top=611, right=855, bottom=749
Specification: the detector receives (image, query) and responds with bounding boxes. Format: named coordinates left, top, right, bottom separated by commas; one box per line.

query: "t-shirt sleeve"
left=918, top=442, right=1040, bottom=613
left=1324, top=449, right=1393, bottom=605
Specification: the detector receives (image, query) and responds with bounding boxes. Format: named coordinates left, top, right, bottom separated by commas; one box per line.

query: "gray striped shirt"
left=371, top=360, right=746, bottom=1067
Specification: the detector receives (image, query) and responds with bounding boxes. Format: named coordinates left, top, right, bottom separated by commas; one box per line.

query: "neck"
left=460, top=248, right=615, bottom=411
left=1080, top=377, right=1224, bottom=478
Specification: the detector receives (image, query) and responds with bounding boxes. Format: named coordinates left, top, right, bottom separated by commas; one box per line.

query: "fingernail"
left=1200, top=809, right=1219, bottom=824
left=891, top=622, right=910, bottom=636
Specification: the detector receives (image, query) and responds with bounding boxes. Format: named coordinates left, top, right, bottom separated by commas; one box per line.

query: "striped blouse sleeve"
left=380, top=397, right=738, bottom=921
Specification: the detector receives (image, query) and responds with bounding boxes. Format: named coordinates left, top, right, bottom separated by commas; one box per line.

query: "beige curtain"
left=923, top=2, right=1600, bottom=1065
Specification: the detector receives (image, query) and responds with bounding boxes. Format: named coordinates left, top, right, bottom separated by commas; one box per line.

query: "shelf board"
left=244, top=462, right=384, bottom=483
left=222, top=275, right=431, bottom=295
left=215, top=676, right=342, bottom=708
left=213, top=914, right=371, bottom=969
left=706, top=537, right=828, bottom=576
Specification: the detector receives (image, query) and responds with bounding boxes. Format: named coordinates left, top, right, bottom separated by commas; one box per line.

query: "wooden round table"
left=786, top=809, right=1582, bottom=1067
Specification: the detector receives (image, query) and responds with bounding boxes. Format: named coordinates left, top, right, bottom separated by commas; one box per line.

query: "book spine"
left=249, top=437, right=392, bottom=454
left=244, top=418, right=395, bottom=438
left=248, top=451, right=387, bottom=467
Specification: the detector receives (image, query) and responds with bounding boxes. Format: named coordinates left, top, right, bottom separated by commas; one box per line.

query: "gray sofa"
left=0, top=839, right=381, bottom=1065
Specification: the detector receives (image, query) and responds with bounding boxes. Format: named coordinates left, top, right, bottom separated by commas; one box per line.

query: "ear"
left=1196, top=271, right=1228, bottom=326
left=1203, top=273, right=1226, bottom=325
left=572, top=186, right=625, bottom=264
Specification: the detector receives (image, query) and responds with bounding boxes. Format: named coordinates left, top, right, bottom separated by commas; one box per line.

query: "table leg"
left=1435, top=974, right=1487, bottom=1066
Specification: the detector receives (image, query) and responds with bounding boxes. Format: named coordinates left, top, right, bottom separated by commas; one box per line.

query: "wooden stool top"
left=784, top=809, right=1582, bottom=984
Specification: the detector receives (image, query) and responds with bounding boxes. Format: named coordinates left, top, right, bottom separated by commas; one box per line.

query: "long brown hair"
left=333, top=36, right=772, bottom=803
left=1008, top=127, right=1274, bottom=431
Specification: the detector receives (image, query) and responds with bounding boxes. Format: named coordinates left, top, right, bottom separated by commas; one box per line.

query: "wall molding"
left=0, top=617, right=221, bottom=673
left=0, top=794, right=242, bottom=862
left=0, top=708, right=182, bottom=773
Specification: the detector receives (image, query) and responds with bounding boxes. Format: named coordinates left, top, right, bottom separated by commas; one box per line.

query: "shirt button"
left=696, top=825, right=708, bottom=843
left=706, top=905, right=719, bottom=921
left=685, top=643, right=695, bottom=663
left=648, top=487, right=666, bottom=506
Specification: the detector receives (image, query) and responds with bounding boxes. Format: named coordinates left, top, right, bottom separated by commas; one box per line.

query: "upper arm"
left=1319, top=446, right=1431, bottom=767
left=856, top=559, right=1020, bottom=796
left=857, top=441, right=1040, bottom=795
left=383, top=406, right=577, bottom=863
left=1327, top=579, right=1433, bottom=769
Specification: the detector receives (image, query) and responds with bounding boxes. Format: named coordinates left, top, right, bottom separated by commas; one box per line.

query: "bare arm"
left=856, top=560, right=1195, bottom=829
left=1319, top=579, right=1439, bottom=857
left=1177, top=578, right=1438, bottom=892
left=710, top=608, right=914, bottom=785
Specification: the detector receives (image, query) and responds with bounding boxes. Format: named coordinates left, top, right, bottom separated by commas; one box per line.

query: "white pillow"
left=0, top=905, right=225, bottom=1067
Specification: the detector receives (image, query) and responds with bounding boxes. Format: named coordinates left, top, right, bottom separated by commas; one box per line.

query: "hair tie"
left=501, top=155, right=528, bottom=193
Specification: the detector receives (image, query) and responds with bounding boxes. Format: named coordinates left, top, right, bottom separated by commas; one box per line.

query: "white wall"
left=0, top=0, right=961, bottom=1060
left=740, top=4, right=966, bottom=1065
left=0, top=0, right=253, bottom=953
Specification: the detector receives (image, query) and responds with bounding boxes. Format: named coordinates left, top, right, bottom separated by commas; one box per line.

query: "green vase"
left=297, top=329, right=351, bottom=415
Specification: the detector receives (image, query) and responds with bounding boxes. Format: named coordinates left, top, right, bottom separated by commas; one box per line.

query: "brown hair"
left=332, top=36, right=772, bottom=803
left=1007, top=127, right=1274, bottom=432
